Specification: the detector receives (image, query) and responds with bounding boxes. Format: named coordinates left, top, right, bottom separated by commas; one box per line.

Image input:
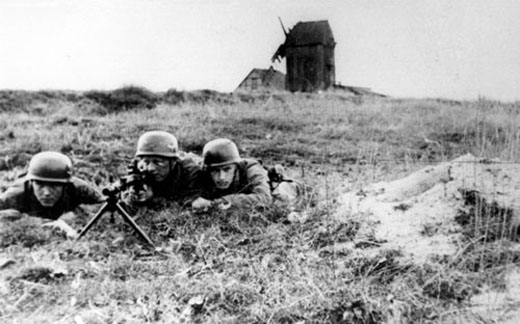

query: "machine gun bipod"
left=77, top=186, right=155, bottom=248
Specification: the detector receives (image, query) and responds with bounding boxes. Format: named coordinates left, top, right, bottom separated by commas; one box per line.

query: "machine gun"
left=267, top=164, right=293, bottom=191
left=77, top=159, right=155, bottom=247
left=101, top=159, right=153, bottom=197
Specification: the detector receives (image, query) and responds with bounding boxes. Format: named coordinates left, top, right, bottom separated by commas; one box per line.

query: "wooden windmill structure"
left=272, top=19, right=336, bottom=92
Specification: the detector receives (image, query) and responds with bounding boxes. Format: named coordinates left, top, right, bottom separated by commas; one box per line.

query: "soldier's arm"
left=0, top=187, right=25, bottom=220
left=0, top=190, right=14, bottom=210
left=0, top=185, right=26, bottom=210
left=220, top=163, right=272, bottom=208
left=72, top=178, right=105, bottom=204
left=178, top=158, right=205, bottom=206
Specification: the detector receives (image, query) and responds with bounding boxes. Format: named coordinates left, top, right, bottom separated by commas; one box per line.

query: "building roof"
left=235, top=67, right=285, bottom=91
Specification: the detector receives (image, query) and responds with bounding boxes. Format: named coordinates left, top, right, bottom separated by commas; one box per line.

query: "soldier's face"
left=138, top=156, right=172, bottom=182
left=209, top=164, right=237, bottom=190
left=32, top=180, right=64, bottom=207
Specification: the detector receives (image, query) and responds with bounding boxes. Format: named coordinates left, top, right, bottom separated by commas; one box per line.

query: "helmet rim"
left=27, top=175, right=71, bottom=183
left=205, top=158, right=241, bottom=168
left=135, top=151, right=178, bottom=158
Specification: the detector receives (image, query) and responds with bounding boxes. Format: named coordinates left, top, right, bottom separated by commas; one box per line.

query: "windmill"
left=272, top=19, right=336, bottom=92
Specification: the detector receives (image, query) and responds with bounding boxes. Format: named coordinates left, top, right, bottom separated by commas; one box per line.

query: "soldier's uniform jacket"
left=201, top=159, right=272, bottom=208
left=148, top=156, right=204, bottom=206
left=0, top=177, right=104, bottom=220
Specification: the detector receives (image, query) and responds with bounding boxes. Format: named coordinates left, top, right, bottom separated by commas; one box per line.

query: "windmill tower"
left=272, top=20, right=336, bottom=92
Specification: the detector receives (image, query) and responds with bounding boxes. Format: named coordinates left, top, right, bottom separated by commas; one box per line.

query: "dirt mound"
left=337, top=153, right=520, bottom=322
left=337, top=153, right=520, bottom=263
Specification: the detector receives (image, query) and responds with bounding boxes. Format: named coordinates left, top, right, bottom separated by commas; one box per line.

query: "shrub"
left=162, top=88, right=185, bottom=105
left=184, top=89, right=235, bottom=105
left=83, top=86, right=159, bottom=113
left=0, top=90, right=83, bottom=113
left=0, top=90, right=33, bottom=112
left=111, top=86, right=158, bottom=110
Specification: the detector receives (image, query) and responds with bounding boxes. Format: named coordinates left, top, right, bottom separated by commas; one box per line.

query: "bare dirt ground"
left=337, top=153, right=520, bottom=323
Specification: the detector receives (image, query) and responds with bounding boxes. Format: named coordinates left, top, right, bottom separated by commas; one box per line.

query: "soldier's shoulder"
left=239, top=159, right=268, bottom=178
left=69, top=177, right=102, bottom=194
left=178, top=152, right=203, bottom=168
left=241, top=158, right=264, bottom=169
left=68, top=177, right=104, bottom=201
left=70, top=176, right=95, bottom=188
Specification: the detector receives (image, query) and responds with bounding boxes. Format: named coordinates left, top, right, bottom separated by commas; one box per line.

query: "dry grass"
left=1, top=90, right=520, bottom=323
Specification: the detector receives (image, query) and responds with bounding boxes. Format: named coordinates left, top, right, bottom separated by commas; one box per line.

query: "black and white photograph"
left=1, top=1, right=520, bottom=323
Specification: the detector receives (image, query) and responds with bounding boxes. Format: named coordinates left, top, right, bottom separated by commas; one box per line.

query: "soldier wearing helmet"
left=0, top=151, right=104, bottom=221
left=191, top=138, right=271, bottom=211
left=123, top=131, right=204, bottom=207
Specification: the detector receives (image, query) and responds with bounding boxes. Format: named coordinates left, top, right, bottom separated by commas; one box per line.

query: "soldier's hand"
left=0, top=209, right=22, bottom=221
left=216, top=199, right=231, bottom=210
left=191, top=197, right=213, bottom=212
left=122, top=184, right=153, bottom=205
left=42, top=219, right=79, bottom=239
left=192, top=198, right=231, bottom=212
left=60, top=211, right=77, bottom=223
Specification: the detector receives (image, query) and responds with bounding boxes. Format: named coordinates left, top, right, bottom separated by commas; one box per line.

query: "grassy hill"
left=1, top=88, right=520, bottom=323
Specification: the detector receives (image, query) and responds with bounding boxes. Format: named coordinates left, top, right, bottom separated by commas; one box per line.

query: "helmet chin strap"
left=59, top=183, right=68, bottom=202
left=168, top=158, right=177, bottom=174
left=233, top=165, right=239, bottom=184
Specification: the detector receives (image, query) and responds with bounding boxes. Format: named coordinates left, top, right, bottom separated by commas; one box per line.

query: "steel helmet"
left=136, top=131, right=178, bottom=158
left=26, top=151, right=73, bottom=183
left=202, top=138, right=241, bottom=168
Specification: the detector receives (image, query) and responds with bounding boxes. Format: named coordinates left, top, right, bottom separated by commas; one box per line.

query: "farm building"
left=272, top=20, right=336, bottom=92
left=235, top=67, right=285, bottom=92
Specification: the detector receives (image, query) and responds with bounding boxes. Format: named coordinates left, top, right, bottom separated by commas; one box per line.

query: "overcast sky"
left=1, top=0, right=519, bottom=101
